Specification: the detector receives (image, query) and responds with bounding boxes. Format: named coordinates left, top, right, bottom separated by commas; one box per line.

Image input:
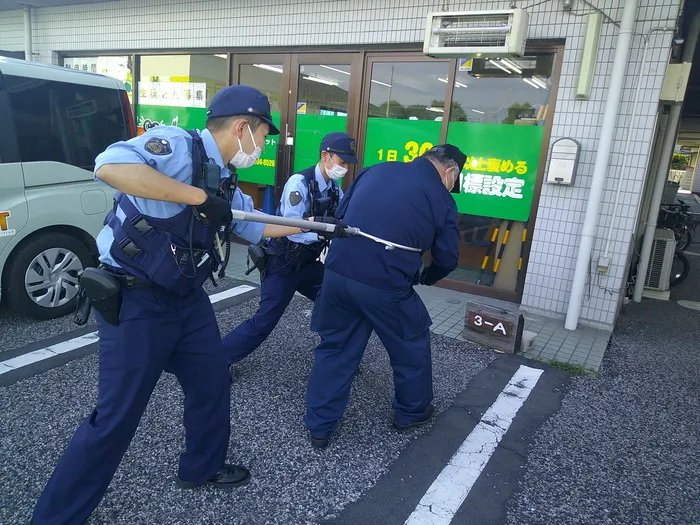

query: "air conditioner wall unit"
left=644, top=228, right=676, bottom=291
left=423, top=9, right=529, bottom=59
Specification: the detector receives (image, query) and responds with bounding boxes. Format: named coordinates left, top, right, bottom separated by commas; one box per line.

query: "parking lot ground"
left=1, top=292, right=499, bottom=525
left=1, top=262, right=699, bottom=524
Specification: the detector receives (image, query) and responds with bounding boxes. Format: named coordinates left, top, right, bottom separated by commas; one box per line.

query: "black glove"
left=419, top=267, right=438, bottom=286
left=313, top=216, right=349, bottom=240
left=195, top=194, right=232, bottom=225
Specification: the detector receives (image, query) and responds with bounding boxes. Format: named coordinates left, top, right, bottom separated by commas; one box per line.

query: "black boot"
left=177, top=464, right=250, bottom=489
left=393, top=404, right=435, bottom=431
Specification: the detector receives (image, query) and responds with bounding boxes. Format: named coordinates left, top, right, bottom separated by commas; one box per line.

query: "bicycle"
left=657, top=199, right=700, bottom=251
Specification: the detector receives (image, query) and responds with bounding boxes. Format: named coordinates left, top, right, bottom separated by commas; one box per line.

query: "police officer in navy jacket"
left=304, top=144, right=465, bottom=449
left=222, top=132, right=356, bottom=370
left=31, top=85, right=332, bottom=525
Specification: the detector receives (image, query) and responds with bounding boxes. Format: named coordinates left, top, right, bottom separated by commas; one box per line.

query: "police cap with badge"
left=320, top=132, right=358, bottom=164
left=207, top=85, right=281, bottom=136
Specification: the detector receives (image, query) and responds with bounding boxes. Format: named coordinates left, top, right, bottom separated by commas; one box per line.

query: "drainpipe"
left=23, top=5, right=33, bottom=62
left=633, top=10, right=700, bottom=303
left=564, top=0, right=639, bottom=331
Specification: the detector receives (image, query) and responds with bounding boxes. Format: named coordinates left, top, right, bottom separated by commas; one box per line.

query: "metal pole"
left=23, top=6, right=32, bottom=62
left=565, top=0, right=639, bottom=331
left=229, top=210, right=422, bottom=252
left=633, top=11, right=700, bottom=302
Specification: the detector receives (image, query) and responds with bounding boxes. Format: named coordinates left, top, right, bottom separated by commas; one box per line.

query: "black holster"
left=73, top=267, right=124, bottom=326
left=245, top=243, right=270, bottom=280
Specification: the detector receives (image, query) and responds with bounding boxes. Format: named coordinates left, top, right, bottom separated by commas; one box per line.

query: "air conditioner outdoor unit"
left=644, top=228, right=677, bottom=291
left=423, top=9, right=529, bottom=59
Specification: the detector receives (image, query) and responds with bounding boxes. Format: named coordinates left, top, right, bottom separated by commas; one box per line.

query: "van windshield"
left=5, top=75, right=129, bottom=170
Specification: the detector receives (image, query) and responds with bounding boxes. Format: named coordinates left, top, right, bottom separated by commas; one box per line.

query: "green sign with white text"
left=448, top=122, right=544, bottom=222
left=135, top=106, right=544, bottom=220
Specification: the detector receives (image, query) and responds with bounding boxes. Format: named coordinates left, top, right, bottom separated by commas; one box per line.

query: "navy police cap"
left=320, top=131, right=358, bottom=164
left=207, top=85, right=280, bottom=135
left=428, top=143, right=467, bottom=171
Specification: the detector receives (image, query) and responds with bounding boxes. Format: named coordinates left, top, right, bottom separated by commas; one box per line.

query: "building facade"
left=0, top=0, right=685, bottom=330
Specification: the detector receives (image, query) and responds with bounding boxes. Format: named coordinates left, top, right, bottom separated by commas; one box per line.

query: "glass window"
left=445, top=54, right=555, bottom=293
left=292, top=63, right=351, bottom=173
left=137, top=54, right=228, bottom=134
left=5, top=75, right=128, bottom=170
left=63, top=56, right=134, bottom=104
left=362, top=61, right=450, bottom=168
left=235, top=62, right=285, bottom=208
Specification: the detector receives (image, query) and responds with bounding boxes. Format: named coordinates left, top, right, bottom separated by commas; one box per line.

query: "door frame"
left=356, top=53, right=453, bottom=172
left=284, top=52, right=364, bottom=195
left=434, top=43, right=566, bottom=303
left=353, top=45, right=565, bottom=304
left=230, top=53, right=293, bottom=200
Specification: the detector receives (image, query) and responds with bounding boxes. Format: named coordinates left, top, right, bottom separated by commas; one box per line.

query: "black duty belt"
left=99, top=264, right=152, bottom=289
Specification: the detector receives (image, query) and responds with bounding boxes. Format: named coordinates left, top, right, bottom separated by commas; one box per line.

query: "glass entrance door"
left=232, top=53, right=361, bottom=210
left=283, top=53, right=362, bottom=189
left=231, top=54, right=291, bottom=211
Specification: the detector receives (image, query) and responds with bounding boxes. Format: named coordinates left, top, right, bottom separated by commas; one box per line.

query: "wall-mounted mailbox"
left=546, top=137, right=581, bottom=186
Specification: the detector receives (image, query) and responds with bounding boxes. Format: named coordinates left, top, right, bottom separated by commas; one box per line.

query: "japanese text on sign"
left=465, top=157, right=528, bottom=175
left=377, top=140, right=434, bottom=163
left=461, top=174, right=525, bottom=199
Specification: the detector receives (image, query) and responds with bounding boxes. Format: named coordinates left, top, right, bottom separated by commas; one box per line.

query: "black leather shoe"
left=177, top=463, right=250, bottom=489
left=311, top=436, right=329, bottom=449
left=393, top=404, right=435, bottom=431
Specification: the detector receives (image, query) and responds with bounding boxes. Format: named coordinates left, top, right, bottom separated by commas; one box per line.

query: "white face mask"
left=327, top=162, right=348, bottom=180
left=231, top=124, right=262, bottom=169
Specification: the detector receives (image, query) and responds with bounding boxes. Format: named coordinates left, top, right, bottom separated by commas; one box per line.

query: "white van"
left=0, top=57, right=135, bottom=320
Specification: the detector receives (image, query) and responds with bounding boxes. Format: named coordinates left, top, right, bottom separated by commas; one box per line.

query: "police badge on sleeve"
left=144, top=138, right=172, bottom=155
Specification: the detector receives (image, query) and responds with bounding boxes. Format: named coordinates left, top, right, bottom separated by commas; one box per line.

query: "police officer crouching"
left=304, top=144, right=466, bottom=449
left=222, top=132, right=356, bottom=369
left=31, top=85, right=317, bottom=525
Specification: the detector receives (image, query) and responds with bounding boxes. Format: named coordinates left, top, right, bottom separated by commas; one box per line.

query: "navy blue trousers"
left=32, top=286, right=230, bottom=525
left=305, top=269, right=433, bottom=438
left=222, top=257, right=324, bottom=366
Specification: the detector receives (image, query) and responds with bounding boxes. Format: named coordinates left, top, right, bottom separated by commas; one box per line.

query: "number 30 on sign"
left=377, top=141, right=434, bottom=163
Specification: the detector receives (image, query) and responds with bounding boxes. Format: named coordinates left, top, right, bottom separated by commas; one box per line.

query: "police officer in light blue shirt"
left=31, top=85, right=320, bottom=525
left=222, top=132, right=356, bottom=369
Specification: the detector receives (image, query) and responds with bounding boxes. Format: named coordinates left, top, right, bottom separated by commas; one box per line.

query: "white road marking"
left=0, top=284, right=255, bottom=375
left=404, top=365, right=544, bottom=525
left=208, top=284, right=255, bottom=303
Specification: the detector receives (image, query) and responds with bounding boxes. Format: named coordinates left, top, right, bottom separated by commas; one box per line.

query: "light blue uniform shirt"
left=277, top=165, right=344, bottom=245
left=93, top=125, right=266, bottom=267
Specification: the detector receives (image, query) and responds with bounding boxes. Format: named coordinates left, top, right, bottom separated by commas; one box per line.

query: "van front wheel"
left=3, top=232, right=94, bottom=320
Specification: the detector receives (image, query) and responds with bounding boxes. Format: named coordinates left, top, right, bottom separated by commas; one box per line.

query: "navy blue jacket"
left=325, top=156, right=459, bottom=290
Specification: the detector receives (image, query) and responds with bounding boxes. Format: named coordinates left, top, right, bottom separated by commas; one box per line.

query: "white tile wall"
left=0, top=0, right=682, bottom=329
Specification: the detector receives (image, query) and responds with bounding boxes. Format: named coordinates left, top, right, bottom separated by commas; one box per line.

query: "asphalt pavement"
left=502, top=240, right=700, bottom=525
left=0, top=293, right=497, bottom=525
left=2, top=249, right=699, bottom=524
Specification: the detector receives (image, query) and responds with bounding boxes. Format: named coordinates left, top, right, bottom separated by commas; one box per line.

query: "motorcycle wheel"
left=669, top=252, right=690, bottom=287
left=677, top=230, right=692, bottom=251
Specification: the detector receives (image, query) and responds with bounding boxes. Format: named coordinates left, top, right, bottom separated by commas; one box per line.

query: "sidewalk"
left=225, top=243, right=611, bottom=372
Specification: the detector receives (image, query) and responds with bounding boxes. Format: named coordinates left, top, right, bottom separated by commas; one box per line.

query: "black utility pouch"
left=78, top=267, right=124, bottom=326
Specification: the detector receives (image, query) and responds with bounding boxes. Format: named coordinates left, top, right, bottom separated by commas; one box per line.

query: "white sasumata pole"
left=230, top=210, right=422, bottom=253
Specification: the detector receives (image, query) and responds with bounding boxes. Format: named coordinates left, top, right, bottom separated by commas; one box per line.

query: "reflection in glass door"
left=284, top=55, right=359, bottom=183
left=360, top=60, right=451, bottom=169
left=444, top=53, right=557, bottom=297
left=291, top=63, right=352, bottom=173
left=234, top=60, right=287, bottom=211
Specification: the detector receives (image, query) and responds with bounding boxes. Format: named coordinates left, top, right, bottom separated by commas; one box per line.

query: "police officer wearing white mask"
left=222, top=132, right=356, bottom=369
